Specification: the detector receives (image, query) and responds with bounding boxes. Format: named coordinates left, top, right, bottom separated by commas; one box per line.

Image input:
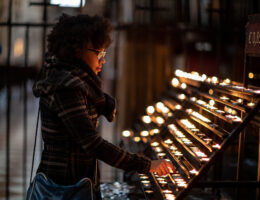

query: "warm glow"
left=162, top=190, right=173, bottom=194
left=140, top=175, right=149, bottom=179
left=209, top=100, right=215, bottom=106
left=141, top=180, right=150, bottom=184
left=150, top=129, right=159, bottom=135
left=156, top=116, right=165, bottom=124
left=177, top=182, right=187, bottom=187
left=225, top=115, right=242, bottom=122
left=191, top=97, right=197, bottom=101
left=156, top=102, right=165, bottom=111
left=176, top=131, right=185, bottom=138
left=142, top=115, right=151, bottom=123
left=197, top=99, right=207, bottom=105
left=180, top=119, right=196, bottom=129
left=146, top=106, right=155, bottom=114
left=14, top=38, right=24, bottom=57
left=224, top=78, right=231, bottom=84
left=211, top=76, right=218, bottom=84
left=201, top=157, right=210, bottom=162
left=247, top=102, right=255, bottom=107
left=168, top=124, right=177, bottom=131
left=220, top=96, right=229, bottom=101
left=208, top=89, right=214, bottom=95
left=171, top=78, right=179, bottom=87
left=162, top=106, right=170, bottom=113
left=202, top=74, right=207, bottom=81
left=174, top=151, right=183, bottom=156
left=189, top=169, right=199, bottom=175
left=195, top=151, right=207, bottom=158
left=140, top=130, right=149, bottom=137
left=182, top=138, right=192, bottom=144
left=191, top=111, right=211, bottom=123
left=165, top=194, right=175, bottom=200
left=237, top=99, right=243, bottom=104
left=181, top=83, right=187, bottom=89
left=212, top=144, right=221, bottom=149
left=122, top=130, right=131, bottom=137
left=164, top=139, right=173, bottom=144
left=175, top=70, right=206, bottom=81
left=158, top=153, right=166, bottom=157
left=133, top=137, right=141, bottom=142
left=155, top=147, right=163, bottom=152
left=175, top=105, right=182, bottom=109
left=178, top=94, right=186, bottom=100
left=151, top=142, right=159, bottom=147
left=249, top=72, right=254, bottom=79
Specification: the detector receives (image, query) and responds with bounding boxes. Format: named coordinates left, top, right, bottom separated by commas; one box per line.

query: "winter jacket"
left=32, top=57, right=151, bottom=188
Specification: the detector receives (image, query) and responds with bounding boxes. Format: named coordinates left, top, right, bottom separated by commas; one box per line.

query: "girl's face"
left=80, top=44, right=106, bottom=75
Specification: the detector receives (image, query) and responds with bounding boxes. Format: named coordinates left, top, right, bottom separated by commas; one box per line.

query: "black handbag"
left=26, top=108, right=96, bottom=200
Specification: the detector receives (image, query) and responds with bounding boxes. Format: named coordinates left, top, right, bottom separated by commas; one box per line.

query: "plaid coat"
left=32, top=58, right=151, bottom=188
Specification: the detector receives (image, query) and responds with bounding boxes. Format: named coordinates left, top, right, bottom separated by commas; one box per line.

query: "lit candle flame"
left=209, top=100, right=215, bottom=106
left=156, top=102, right=165, bottom=111
left=142, top=115, right=151, bottom=123
left=171, top=78, right=179, bottom=87
left=180, top=119, right=196, bottom=129
left=220, top=96, right=229, bottom=101
left=158, top=153, right=166, bottom=157
left=162, top=190, right=172, bottom=194
left=178, top=94, right=186, bottom=100
left=162, top=106, right=170, bottom=113
left=146, top=106, right=155, bottom=114
left=189, top=169, right=199, bottom=175
left=156, top=116, right=165, bottom=124
left=191, top=111, right=211, bottom=123
left=140, top=175, right=149, bottom=179
left=237, top=99, right=243, bottom=104
left=191, top=97, right=197, bottom=101
left=247, top=102, right=255, bottom=107
left=150, top=129, right=159, bottom=135
left=212, top=143, right=221, bottom=149
left=164, top=139, right=173, bottom=144
left=122, top=130, right=131, bottom=137
left=140, top=130, right=149, bottom=137
left=165, top=194, right=175, bottom=200
left=151, top=142, right=159, bottom=147
left=197, top=99, right=207, bottom=105
left=133, top=137, right=141, bottom=142
left=175, top=105, right=182, bottom=109
left=211, top=76, right=218, bottom=84
left=155, top=147, right=163, bottom=152
left=181, top=83, right=187, bottom=89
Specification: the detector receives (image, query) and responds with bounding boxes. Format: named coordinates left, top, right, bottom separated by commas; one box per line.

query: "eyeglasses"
left=87, top=48, right=106, bottom=60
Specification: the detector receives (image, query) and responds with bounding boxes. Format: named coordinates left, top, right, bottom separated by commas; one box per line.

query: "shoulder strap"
left=29, top=106, right=40, bottom=183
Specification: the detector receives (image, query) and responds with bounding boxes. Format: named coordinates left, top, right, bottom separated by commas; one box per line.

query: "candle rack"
left=122, top=69, right=260, bottom=200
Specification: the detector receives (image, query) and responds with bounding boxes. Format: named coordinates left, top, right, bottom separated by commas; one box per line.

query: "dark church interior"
left=0, top=0, right=260, bottom=199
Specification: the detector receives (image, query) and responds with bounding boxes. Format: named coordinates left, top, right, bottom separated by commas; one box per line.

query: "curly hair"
left=47, top=13, right=113, bottom=61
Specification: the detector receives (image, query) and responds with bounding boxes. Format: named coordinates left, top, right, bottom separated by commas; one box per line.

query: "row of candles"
left=179, top=119, right=221, bottom=150
left=121, top=96, right=222, bottom=199
left=167, top=124, right=210, bottom=163
left=189, top=96, right=243, bottom=123
left=174, top=69, right=260, bottom=94
left=172, top=74, right=257, bottom=108
left=172, top=81, right=244, bottom=124
left=139, top=173, right=176, bottom=200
